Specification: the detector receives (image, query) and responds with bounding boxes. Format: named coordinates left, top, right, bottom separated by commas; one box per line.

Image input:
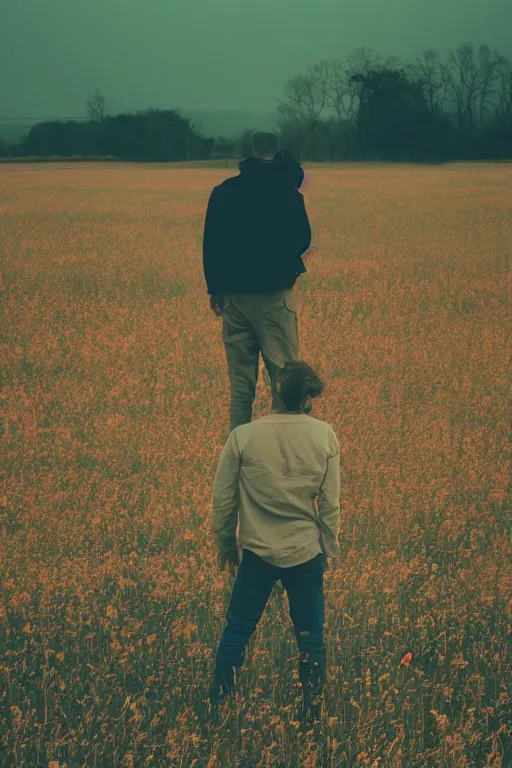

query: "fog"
left=2, top=0, right=511, bottom=121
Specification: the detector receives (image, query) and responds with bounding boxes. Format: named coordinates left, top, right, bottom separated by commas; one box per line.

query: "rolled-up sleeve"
left=317, top=430, right=341, bottom=558
left=211, top=430, right=241, bottom=552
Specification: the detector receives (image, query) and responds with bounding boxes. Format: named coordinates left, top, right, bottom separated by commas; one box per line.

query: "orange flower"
left=400, top=650, right=414, bottom=667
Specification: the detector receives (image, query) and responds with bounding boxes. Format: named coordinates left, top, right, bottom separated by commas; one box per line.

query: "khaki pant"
left=221, top=288, right=300, bottom=432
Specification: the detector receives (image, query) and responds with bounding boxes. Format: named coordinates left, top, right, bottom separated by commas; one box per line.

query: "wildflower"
left=400, top=650, right=414, bottom=667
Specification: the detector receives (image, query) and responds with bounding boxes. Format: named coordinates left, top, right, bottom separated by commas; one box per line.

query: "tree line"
left=1, top=42, right=511, bottom=163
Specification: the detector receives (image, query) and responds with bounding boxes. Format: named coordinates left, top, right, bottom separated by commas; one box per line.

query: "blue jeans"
left=211, top=548, right=327, bottom=702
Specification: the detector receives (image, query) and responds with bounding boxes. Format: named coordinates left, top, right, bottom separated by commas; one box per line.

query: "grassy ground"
left=0, top=162, right=510, bottom=767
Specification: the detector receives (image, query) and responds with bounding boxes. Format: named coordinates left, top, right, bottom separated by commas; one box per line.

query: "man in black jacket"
left=202, top=131, right=312, bottom=434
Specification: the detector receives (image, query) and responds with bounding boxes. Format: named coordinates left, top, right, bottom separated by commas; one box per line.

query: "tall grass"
left=0, top=161, right=510, bottom=767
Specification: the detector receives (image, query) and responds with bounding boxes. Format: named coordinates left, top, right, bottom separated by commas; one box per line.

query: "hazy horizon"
left=2, top=0, right=512, bottom=123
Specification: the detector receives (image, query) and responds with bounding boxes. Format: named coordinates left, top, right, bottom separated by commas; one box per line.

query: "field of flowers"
left=0, top=161, right=510, bottom=767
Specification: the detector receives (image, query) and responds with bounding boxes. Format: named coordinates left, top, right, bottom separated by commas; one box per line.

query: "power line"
left=0, top=116, right=89, bottom=120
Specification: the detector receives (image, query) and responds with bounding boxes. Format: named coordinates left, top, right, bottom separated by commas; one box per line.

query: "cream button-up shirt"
left=211, top=413, right=341, bottom=568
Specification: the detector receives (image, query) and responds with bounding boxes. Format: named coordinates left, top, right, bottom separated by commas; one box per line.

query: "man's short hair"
left=251, top=131, right=279, bottom=157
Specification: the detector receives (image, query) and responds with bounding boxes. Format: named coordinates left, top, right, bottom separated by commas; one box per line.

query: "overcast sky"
left=2, top=0, right=511, bottom=122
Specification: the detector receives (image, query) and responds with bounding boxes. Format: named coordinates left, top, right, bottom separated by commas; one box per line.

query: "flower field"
left=0, top=161, right=510, bottom=767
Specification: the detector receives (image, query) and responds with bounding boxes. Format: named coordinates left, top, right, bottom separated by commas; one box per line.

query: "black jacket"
left=203, top=150, right=311, bottom=296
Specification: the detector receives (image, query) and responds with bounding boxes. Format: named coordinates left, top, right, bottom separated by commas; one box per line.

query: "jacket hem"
left=240, top=540, right=323, bottom=569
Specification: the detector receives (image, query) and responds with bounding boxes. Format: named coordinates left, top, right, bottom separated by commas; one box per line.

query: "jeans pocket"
left=283, top=291, right=297, bottom=313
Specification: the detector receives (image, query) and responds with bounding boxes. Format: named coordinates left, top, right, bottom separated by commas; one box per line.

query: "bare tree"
left=86, top=89, right=106, bottom=123
left=475, top=45, right=507, bottom=129
left=326, top=59, right=359, bottom=125
left=440, top=43, right=487, bottom=132
left=494, top=56, right=512, bottom=124
left=407, top=48, right=447, bottom=116
left=341, top=47, right=384, bottom=109
left=277, top=60, right=331, bottom=159
left=410, top=43, right=508, bottom=134
left=341, top=47, right=404, bottom=125
left=344, top=46, right=384, bottom=76
left=274, top=42, right=511, bottom=162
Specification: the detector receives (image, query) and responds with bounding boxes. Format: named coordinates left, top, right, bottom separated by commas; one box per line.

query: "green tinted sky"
left=2, top=0, right=511, bottom=120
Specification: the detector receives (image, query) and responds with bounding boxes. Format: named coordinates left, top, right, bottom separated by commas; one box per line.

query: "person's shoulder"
left=272, top=149, right=304, bottom=190
left=214, top=175, right=245, bottom=200
left=213, top=177, right=234, bottom=192
left=308, top=417, right=339, bottom=445
left=238, top=416, right=337, bottom=454
left=307, top=415, right=332, bottom=429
